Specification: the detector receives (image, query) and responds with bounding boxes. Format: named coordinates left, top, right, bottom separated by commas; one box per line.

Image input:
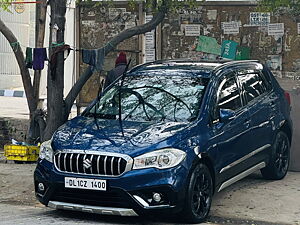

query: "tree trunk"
left=28, top=0, right=48, bottom=143
left=43, top=0, right=67, bottom=141
left=0, top=18, right=36, bottom=114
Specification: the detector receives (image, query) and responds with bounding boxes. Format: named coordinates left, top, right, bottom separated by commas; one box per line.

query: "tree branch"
left=64, top=4, right=168, bottom=117
left=0, top=17, right=36, bottom=114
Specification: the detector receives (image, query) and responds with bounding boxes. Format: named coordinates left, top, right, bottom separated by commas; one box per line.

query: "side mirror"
left=219, top=108, right=235, bottom=123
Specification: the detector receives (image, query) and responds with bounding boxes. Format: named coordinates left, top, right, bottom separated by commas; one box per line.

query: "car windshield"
left=86, top=75, right=208, bottom=122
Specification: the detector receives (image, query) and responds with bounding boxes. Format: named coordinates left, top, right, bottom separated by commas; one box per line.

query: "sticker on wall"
left=222, top=22, right=239, bottom=35
left=268, top=23, right=284, bottom=36
left=108, top=8, right=126, bottom=20
left=266, top=55, right=282, bottom=71
left=14, top=0, right=25, bottom=14
left=196, top=36, right=221, bottom=55
left=221, top=40, right=238, bottom=59
left=184, top=24, right=201, bottom=36
left=207, top=10, right=217, bottom=21
left=250, top=12, right=270, bottom=26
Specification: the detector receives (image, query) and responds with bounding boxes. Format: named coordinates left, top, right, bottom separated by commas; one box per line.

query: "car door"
left=236, top=69, right=275, bottom=165
left=209, top=72, right=253, bottom=183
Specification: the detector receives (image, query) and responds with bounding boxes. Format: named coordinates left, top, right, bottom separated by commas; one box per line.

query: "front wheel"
left=261, top=131, right=290, bottom=180
left=183, top=163, right=213, bottom=223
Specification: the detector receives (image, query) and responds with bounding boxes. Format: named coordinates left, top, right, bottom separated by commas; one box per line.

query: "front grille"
left=54, top=151, right=131, bottom=176
left=52, top=187, right=133, bottom=208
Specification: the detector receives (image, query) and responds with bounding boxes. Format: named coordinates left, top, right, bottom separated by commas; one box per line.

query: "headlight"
left=39, top=140, right=54, bottom=163
left=133, top=148, right=186, bottom=170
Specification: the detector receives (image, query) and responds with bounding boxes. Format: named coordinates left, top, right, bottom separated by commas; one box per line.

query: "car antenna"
left=118, top=58, right=132, bottom=137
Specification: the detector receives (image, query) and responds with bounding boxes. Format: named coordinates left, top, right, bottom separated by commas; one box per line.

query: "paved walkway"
left=0, top=96, right=78, bottom=119
left=0, top=96, right=29, bottom=119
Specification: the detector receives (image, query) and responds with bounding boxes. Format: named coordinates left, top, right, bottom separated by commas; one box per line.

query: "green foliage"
left=0, top=0, right=13, bottom=12
left=258, top=0, right=300, bottom=15
left=78, top=0, right=204, bottom=13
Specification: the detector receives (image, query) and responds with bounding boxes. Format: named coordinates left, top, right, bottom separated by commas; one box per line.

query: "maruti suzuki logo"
left=83, top=158, right=92, bottom=169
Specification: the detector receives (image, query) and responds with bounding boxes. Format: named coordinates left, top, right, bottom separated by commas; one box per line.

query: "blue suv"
left=34, top=60, right=292, bottom=223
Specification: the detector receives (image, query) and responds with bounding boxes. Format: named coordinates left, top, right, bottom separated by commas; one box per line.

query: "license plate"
left=64, top=177, right=106, bottom=191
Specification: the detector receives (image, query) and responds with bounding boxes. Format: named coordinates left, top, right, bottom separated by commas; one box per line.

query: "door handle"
left=244, top=119, right=250, bottom=128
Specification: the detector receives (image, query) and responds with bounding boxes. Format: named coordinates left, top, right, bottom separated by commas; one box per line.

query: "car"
left=34, top=59, right=292, bottom=223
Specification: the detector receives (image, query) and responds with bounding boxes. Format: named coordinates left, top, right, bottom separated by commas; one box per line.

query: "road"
left=0, top=163, right=299, bottom=225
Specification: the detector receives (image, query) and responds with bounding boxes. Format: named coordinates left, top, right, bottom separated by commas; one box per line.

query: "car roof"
left=128, top=59, right=261, bottom=78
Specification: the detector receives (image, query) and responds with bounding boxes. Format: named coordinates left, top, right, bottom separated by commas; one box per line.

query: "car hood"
left=52, top=116, right=190, bottom=156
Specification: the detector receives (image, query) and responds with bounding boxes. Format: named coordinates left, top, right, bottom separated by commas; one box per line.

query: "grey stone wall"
left=0, top=117, right=28, bottom=150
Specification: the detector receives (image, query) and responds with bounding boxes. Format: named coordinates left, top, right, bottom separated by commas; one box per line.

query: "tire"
left=261, top=131, right=290, bottom=180
left=183, top=163, right=213, bottom=223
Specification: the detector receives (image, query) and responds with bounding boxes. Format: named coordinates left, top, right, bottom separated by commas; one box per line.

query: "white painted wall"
left=0, top=4, right=32, bottom=90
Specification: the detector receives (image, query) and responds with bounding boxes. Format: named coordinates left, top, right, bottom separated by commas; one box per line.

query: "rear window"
left=237, top=72, right=269, bottom=103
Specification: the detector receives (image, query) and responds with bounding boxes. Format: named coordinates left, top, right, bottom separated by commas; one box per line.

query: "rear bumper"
left=48, top=201, right=138, bottom=216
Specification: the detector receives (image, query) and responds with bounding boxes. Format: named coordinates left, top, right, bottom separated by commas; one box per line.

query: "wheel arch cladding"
left=280, top=121, right=292, bottom=145
left=197, top=155, right=216, bottom=194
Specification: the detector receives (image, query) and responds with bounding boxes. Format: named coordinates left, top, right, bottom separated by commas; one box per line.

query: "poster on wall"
left=184, top=24, right=201, bottom=36
left=145, top=49, right=155, bottom=63
left=268, top=23, right=284, bottom=36
left=108, top=8, right=126, bottom=20
left=222, top=22, right=239, bottom=34
left=144, top=14, right=156, bottom=63
left=250, top=12, right=270, bottom=26
left=221, top=40, right=238, bottom=59
left=196, top=36, right=221, bottom=55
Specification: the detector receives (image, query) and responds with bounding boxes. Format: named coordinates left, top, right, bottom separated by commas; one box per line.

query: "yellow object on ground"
left=4, top=145, right=39, bottom=162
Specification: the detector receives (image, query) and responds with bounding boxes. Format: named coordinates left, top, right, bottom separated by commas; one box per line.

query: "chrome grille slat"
left=76, top=154, right=80, bottom=173
left=118, top=158, right=121, bottom=175
left=54, top=151, right=130, bottom=177
left=104, top=156, right=108, bottom=175
left=83, top=154, right=87, bottom=173
left=97, top=155, right=100, bottom=174
left=63, top=153, right=67, bottom=171
left=90, top=155, right=94, bottom=174
left=70, top=153, right=73, bottom=172
left=58, top=153, right=61, bottom=169
left=111, top=157, right=114, bottom=175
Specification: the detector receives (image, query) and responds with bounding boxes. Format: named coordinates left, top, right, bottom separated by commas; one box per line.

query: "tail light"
left=284, top=91, right=291, bottom=106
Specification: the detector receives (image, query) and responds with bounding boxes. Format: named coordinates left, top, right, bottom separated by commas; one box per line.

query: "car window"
left=217, top=76, right=242, bottom=111
left=238, top=72, right=267, bottom=103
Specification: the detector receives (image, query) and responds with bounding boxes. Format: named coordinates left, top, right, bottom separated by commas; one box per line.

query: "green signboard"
left=221, top=40, right=238, bottom=59
left=196, top=36, right=221, bottom=55
left=235, top=46, right=250, bottom=60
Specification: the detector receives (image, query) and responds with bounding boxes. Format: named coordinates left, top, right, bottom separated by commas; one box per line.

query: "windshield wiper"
left=85, top=112, right=116, bottom=120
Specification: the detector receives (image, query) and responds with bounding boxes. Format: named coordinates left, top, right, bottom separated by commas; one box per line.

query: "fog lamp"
left=38, top=183, right=45, bottom=192
left=153, top=193, right=162, bottom=202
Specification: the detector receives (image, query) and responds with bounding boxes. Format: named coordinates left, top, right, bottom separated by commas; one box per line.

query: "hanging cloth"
left=33, top=48, right=48, bottom=70
left=25, top=47, right=33, bottom=69
left=82, top=48, right=105, bottom=72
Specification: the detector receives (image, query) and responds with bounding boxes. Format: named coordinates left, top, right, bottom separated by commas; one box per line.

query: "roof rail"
left=213, top=60, right=260, bottom=71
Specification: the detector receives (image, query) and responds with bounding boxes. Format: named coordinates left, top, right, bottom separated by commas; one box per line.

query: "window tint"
left=238, top=73, right=267, bottom=102
left=217, top=77, right=242, bottom=111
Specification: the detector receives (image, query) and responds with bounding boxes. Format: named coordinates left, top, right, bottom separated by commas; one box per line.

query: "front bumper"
left=34, top=159, right=190, bottom=216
